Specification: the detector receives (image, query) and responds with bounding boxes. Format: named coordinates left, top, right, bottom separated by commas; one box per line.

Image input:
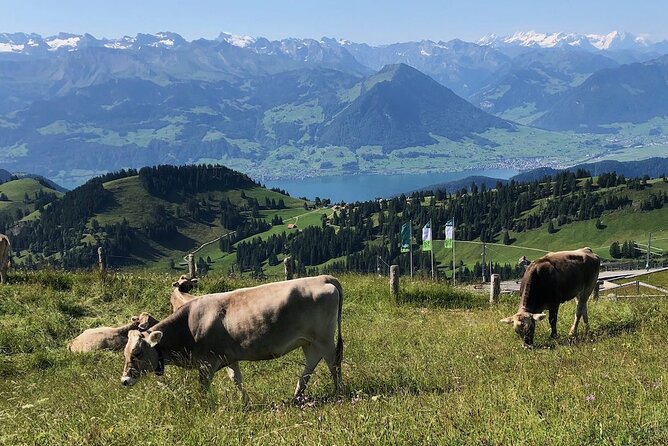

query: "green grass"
left=613, top=270, right=668, bottom=291
left=1, top=270, right=668, bottom=444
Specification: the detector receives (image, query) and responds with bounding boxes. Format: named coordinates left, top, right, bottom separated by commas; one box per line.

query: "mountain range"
left=0, top=30, right=667, bottom=188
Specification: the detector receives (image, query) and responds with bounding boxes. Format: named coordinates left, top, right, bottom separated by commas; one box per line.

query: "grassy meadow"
left=1, top=270, right=668, bottom=444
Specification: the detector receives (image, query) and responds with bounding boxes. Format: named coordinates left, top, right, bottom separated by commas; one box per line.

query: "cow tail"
left=330, top=277, right=344, bottom=369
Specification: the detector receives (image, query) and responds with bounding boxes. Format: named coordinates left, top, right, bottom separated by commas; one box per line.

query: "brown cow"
left=501, top=247, right=600, bottom=346
left=0, top=234, right=10, bottom=284
left=68, top=312, right=159, bottom=353
left=170, top=275, right=198, bottom=312
left=121, top=275, right=343, bottom=405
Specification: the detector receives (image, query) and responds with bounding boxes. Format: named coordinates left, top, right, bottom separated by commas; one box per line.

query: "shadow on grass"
left=535, top=317, right=642, bottom=348
left=587, top=317, right=642, bottom=340
left=246, top=376, right=458, bottom=412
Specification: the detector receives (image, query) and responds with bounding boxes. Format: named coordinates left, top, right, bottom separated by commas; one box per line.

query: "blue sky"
left=2, top=0, right=667, bottom=43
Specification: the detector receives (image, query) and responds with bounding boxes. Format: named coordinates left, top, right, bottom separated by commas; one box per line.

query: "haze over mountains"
left=0, top=29, right=667, bottom=188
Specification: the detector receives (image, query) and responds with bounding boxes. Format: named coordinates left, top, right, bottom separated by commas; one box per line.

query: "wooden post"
left=284, top=257, right=294, bottom=281
left=390, top=265, right=399, bottom=302
left=187, top=254, right=196, bottom=278
left=490, top=274, right=500, bottom=304
left=635, top=280, right=640, bottom=294
left=97, top=246, right=106, bottom=273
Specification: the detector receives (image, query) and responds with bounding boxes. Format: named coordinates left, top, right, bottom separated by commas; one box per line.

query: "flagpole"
left=429, top=219, right=434, bottom=280
left=452, top=218, right=456, bottom=286
left=409, top=219, right=413, bottom=279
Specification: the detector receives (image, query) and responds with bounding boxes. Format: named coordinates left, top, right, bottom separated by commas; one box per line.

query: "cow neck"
left=171, top=287, right=193, bottom=302
left=151, top=309, right=191, bottom=367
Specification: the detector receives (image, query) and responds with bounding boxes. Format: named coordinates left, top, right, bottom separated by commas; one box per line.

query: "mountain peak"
left=478, top=30, right=654, bottom=51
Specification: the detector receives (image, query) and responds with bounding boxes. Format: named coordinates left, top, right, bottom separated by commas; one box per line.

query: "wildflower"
left=586, top=394, right=595, bottom=402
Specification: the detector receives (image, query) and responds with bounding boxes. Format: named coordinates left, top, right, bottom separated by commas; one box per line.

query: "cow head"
left=137, top=312, right=159, bottom=331
left=500, top=312, right=547, bottom=346
left=172, top=275, right=198, bottom=293
left=121, top=330, right=163, bottom=386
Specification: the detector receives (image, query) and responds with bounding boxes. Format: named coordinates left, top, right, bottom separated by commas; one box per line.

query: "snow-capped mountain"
left=478, top=30, right=659, bottom=52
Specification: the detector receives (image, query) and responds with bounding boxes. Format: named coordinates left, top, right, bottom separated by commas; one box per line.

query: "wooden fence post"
left=390, top=265, right=399, bottom=302
left=187, top=254, right=196, bottom=278
left=97, top=246, right=106, bottom=273
left=635, top=280, right=640, bottom=295
left=490, top=274, right=500, bottom=304
left=284, top=257, right=294, bottom=281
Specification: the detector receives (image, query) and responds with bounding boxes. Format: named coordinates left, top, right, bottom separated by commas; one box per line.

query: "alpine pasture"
left=1, top=270, right=667, bottom=444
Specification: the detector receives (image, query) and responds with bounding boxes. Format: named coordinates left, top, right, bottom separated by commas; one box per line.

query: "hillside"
left=420, top=157, right=668, bottom=192
left=9, top=165, right=306, bottom=270
left=534, top=54, right=668, bottom=132
left=0, top=177, right=62, bottom=228
left=474, top=48, right=619, bottom=123
left=9, top=163, right=668, bottom=278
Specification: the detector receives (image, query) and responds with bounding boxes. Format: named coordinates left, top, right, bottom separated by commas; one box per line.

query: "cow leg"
left=321, top=343, right=342, bottom=395
left=226, top=362, right=249, bottom=407
left=569, top=296, right=589, bottom=337
left=294, top=344, right=322, bottom=402
left=580, top=291, right=591, bottom=334
left=198, top=361, right=218, bottom=390
left=548, top=305, right=559, bottom=338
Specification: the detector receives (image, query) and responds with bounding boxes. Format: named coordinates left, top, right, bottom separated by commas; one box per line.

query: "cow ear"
left=500, top=317, right=513, bottom=324
left=172, top=281, right=179, bottom=287
left=146, top=331, right=163, bottom=347
left=131, top=316, right=139, bottom=323
left=532, top=313, right=547, bottom=321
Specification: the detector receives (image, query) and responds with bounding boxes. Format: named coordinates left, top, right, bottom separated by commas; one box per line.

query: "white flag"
left=422, top=222, right=432, bottom=251
left=444, top=220, right=454, bottom=248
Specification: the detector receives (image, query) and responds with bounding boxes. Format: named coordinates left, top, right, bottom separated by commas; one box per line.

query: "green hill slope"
left=11, top=164, right=668, bottom=279
left=10, top=165, right=310, bottom=270
left=0, top=177, right=62, bottom=225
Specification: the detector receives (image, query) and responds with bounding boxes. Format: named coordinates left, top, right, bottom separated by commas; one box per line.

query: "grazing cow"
left=0, top=234, right=10, bottom=284
left=501, top=247, right=600, bottom=346
left=121, top=275, right=344, bottom=405
left=68, top=312, right=159, bottom=353
left=170, top=275, right=198, bottom=312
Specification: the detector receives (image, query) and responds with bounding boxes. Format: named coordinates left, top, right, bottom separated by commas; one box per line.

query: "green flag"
left=422, top=222, right=432, bottom=251
left=400, top=222, right=411, bottom=253
left=444, top=219, right=454, bottom=249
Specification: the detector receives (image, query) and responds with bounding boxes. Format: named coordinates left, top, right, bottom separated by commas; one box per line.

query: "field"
left=1, top=270, right=668, bottom=444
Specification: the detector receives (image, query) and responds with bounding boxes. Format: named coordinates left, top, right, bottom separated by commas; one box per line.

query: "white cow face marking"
left=121, top=330, right=163, bottom=386
left=500, top=312, right=546, bottom=346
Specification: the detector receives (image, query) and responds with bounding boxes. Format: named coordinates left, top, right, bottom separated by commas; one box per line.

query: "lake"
left=262, top=169, right=519, bottom=202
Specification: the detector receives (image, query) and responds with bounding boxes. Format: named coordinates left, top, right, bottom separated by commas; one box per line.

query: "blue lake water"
left=263, top=169, right=519, bottom=202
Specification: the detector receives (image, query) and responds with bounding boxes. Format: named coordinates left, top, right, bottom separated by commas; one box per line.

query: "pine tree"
left=503, top=230, right=511, bottom=245
left=547, top=220, right=556, bottom=234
